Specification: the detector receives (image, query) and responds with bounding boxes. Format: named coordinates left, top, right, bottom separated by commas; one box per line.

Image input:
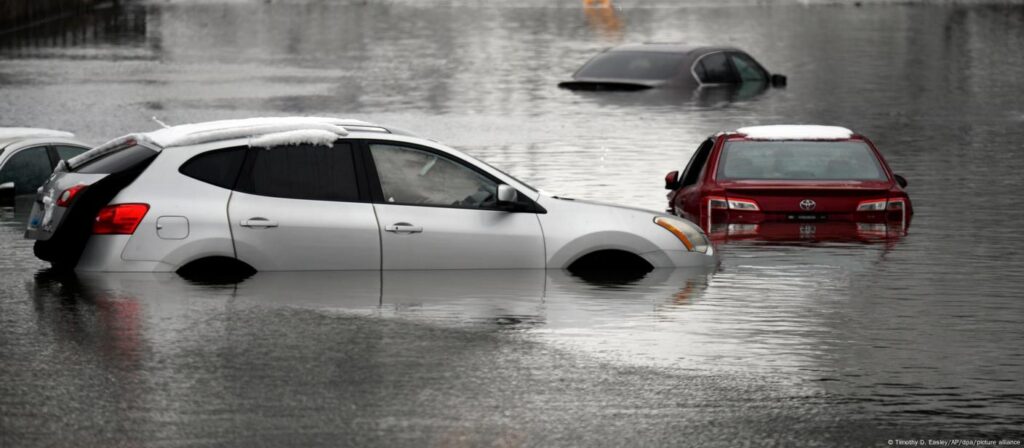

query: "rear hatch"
left=26, top=137, right=159, bottom=267
left=721, top=180, right=891, bottom=215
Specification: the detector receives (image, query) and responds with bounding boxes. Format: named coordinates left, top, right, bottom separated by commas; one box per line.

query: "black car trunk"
left=30, top=144, right=158, bottom=269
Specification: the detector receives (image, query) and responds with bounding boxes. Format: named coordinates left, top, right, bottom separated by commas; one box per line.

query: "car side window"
left=680, top=139, right=714, bottom=188
left=729, top=53, right=767, bottom=82
left=179, top=147, right=247, bottom=189
left=695, top=52, right=736, bottom=84
left=236, top=143, right=359, bottom=202
left=0, top=146, right=53, bottom=195
left=54, top=145, right=87, bottom=161
left=369, top=143, right=499, bottom=209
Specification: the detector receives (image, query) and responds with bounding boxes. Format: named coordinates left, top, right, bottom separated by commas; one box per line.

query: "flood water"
left=2, top=0, right=1024, bottom=445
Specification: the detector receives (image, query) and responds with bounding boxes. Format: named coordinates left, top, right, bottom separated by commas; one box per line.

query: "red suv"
left=664, top=125, right=912, bottom=241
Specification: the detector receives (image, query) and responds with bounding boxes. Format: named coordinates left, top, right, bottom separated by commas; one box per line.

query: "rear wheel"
left=177, top=257, right=256, bottom=284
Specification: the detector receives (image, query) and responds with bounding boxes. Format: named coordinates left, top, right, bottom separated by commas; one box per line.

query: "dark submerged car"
left=559, top=43, right=787, bottom=91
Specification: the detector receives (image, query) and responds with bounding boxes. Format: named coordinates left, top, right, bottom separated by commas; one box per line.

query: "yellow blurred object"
left=582, top=0, right=622, bottom=37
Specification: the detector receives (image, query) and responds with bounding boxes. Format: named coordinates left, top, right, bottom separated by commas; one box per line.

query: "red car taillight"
left=857, top=198, right=904, bottom=211
left=708, top=196, right=760, bottom=211
left=55, top=184, right=88, bottom=207
left=93, top=203, right=149, bottom=235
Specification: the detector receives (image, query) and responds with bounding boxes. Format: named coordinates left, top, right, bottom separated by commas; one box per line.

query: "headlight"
left=654, top=216, right=710, bottom=253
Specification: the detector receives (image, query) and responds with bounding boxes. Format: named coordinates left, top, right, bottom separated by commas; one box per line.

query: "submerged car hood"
left=544, top=195, right=667, bottom=217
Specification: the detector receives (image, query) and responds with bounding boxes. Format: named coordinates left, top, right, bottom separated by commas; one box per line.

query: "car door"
left=675, top=139, right=715, bottom=222
left=365, top=141, right=545, bottom=270
left=228, top=142, right=381, bottom=271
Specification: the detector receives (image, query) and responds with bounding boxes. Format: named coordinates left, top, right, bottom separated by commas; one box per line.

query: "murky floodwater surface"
left=2, top=1, right=1023, bottom=445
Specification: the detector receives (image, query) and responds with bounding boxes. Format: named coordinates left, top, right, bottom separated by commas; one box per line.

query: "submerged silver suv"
left=26, top=117, right=713, bottom=274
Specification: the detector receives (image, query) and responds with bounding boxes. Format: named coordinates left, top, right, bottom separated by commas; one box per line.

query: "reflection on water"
left=3, top=0, right=1024, bottom=441
left=0, top=3, right=153, bottom=59
left=15, top=262, right=1023, bottom=436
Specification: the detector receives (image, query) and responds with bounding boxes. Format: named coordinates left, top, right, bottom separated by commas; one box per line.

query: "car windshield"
left=717, top=141, right=888, bottom=181
left=575, top=51, right=687, bottom=80
left=473, top=158, right=538, bottom=195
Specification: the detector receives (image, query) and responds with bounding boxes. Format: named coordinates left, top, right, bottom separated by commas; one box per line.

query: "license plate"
left=787, top=213, right=827, bottom=221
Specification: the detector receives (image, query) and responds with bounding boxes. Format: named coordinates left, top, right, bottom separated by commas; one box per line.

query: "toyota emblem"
left=799, top=199, right=817, bottom=211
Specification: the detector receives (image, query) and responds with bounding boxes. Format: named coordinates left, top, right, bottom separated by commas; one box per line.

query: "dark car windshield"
left=717, top=141, right=887, bottom=181
left=575, top=51, right=687, bottom=80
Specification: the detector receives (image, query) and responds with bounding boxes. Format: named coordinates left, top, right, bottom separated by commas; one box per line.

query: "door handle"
left=385, top=222, right=422, bottom=234
left=240, top=217, right=279, bottom=228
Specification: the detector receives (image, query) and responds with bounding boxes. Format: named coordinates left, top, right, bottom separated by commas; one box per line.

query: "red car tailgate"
left=720, top=180, right=891, bottom=213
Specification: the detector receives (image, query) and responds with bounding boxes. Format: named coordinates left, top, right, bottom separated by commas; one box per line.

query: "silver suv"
left=26, top=117, right=713, bottom=274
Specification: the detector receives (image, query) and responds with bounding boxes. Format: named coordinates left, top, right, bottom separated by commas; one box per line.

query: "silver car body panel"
left=111, top=142, right=236, bottom=270
left=375, top=203, right=545, bottom=270
left=228, top=192, right=381, bottom=271
left=536, top=196, right=713, bottom=269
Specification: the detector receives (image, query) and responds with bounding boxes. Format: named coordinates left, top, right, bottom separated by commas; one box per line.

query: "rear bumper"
left=708, top=221, right=907, bottom=243
left=710, top=209, right=904, bottom=224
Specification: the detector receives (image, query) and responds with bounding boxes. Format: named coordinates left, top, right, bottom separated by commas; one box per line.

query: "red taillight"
left=856, top=198, right=888, bottom=211
left=707, top=196, right=760, bottom=211
left=857, top=198, right=905, bottom=212
left=93, top=203, right=149, bottom=235
left=56, top=184, right=88, bottom=207
left=708, top=196, right=728, bottom=209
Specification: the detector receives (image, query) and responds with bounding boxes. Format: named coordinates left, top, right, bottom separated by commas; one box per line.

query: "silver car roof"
left=0, top=127, right=75, bottom=148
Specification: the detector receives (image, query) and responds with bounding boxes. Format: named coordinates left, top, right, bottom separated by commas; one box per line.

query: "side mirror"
left=497, top=184, right=518, bottom=204
left=894, top=174, right=908, bottom=189
left=0, top=182, right=14, bottom=207
left=664, top=171, right=680, bottom=190
left=770, top=74, right=787, bottom=87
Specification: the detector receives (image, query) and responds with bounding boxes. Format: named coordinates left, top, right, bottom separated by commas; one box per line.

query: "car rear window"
left=717, top=141, right=887, bottom=181
left=179, top=147, right=247, bottom=189
left=575, top=51, right=687, bottom=80
left=74, top=144, right=158, bottom=174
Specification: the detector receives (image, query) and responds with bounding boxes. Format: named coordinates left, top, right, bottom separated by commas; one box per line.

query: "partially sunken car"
left=559, top=43, right=786, bottom=91
left=0, top=128, right=89, bottom=207
left=664, top=125, right=912, bottom=241
left=25, top=117, right=714, bottom=274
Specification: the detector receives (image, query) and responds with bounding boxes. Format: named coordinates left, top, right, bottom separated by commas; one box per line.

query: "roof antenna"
left=151, top=116, right=171, bottom=129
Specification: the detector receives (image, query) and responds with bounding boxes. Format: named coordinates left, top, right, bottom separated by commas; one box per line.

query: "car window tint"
left=369, top=144, right=498, bottom=209
left=54, top=145, right=87, bottom=161
left=696, top=52, right=734, bottom=84
left=236, top=143, right=359, bottom=202
left=717, top=141, right=887, bottom=181
left=74, top=144, right=157, bottom=174
left=179, top=147, right=247, bottom=189
left=576, top=51, right=687, bottom=80
left=729, top=53, right=767, bottom=82
left=681, top=140, right=714, bottom=187
left=0, top=146, right=53, bottom=195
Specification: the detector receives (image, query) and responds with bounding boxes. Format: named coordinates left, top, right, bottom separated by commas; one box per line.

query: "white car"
left=1, top=128, right=89, bottom=207
left=25, top=117, right=713, bottom=274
